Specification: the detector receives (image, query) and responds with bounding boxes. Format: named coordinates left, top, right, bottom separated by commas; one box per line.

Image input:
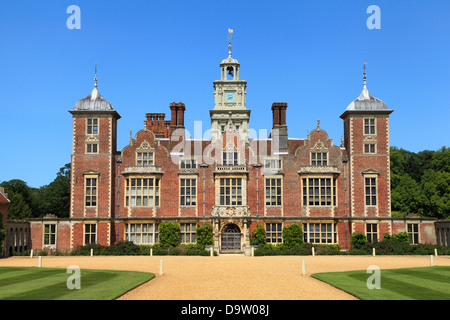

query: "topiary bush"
left=282, top=223, right=303, bottom=248
left=158, top=222, right=180, bottom=248
left=196, top=223, right=214, bottom=248
left=250, top=225, right=266, bottom=247
left=350, top=232, right=368, bottom=249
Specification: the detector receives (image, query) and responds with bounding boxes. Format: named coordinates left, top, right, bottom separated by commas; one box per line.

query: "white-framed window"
left=43, top=224, right=56, bottom=246
left=220, top=178, right=242, bottom=205
left=311, top=152, right=328, bottom=166
left=365, top=177, right=377, bottom=206
left=364, top=118, right=376, bottom=135
left=364, top=143, right=376, bottom=154
left=137, top=152, right=154, bottom=166
left=302, top=178, right=336, bottom=206
left=84, top=224, right=97, bottom=245
left=266, top=223, right=283, bottom=244
left=86, top=143, right=98, bottom=154
left=180, top=223, right=197, bottom=243
left=407, top=223, right=419, bottom=244
left=264, top=159, right=282, bottom=170
left=180, top=159, right=197, bottom=169
left=85, top=177, right=97, bottom=207
left=126, top=223, right=159, bottom=244
left=87, top=118, right=98, bottom=135
left=223, top=151, right=238, bottom=165
left=303, top=223, right=337, bottom=244
left=180, top=178, right=197, bottom=206
left=265, top=178, right=282, bottom=206
left=366, top=223, right=378, bottom=243
left=125, top=178, right=160, bottom=207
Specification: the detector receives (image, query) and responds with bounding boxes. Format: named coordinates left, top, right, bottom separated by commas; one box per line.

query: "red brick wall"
left=345, top=115, right=391, bottom=218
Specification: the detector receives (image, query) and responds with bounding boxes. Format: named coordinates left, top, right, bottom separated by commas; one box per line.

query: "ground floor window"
left=366, top=223, right=378, bottom=243
left=126, top=223, right=159, bottom=244
left=407, top=223, right=419, bottom=244
left=303, top=223, right=337, bottom=244
left=266, top=223, right=283, bottom=244
left=180, top=223, right=197, bottom=243
left=44, top=224, right=56, bottom=246
left=84, top=224, right=97, bottom=245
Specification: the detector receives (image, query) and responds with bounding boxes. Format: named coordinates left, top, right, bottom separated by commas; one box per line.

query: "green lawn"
left=312, top=266, right=450, bottom=300
left=0, top=267, right=154, bottom=300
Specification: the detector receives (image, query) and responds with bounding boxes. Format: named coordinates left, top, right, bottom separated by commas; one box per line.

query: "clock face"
left=225, top=92, right=236, bottom=103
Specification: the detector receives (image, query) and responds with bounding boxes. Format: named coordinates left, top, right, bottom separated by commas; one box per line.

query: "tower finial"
left=228, top=28, right=233, bottom=57
left=94, top=62, right=98, bottom=88
left=363, top=62, right=367, bottom=88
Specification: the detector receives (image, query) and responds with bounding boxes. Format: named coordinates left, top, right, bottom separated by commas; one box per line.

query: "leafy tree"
left=40, top=163, right=71, bottom=218
left=3, top=192, right=32, bottom=219
left=0, top=179, right=39, bottom=218
left=390, top=146, right=449, bottom=219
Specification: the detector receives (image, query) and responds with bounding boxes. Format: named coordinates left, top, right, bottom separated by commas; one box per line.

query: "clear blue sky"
left=0, top=0, right=449, bottom=188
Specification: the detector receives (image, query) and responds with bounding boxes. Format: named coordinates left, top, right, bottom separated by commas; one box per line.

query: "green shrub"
left=250, top=225, right=266, bottom=246
left=314, top=244, right=342, bottom=255
left=196, top=224, right=214, bottom=247
left=350, top=233, right=368, bottom=249
left=282, top=223, right=303, bottom=248
left=159, top=222, right=180, bottom=248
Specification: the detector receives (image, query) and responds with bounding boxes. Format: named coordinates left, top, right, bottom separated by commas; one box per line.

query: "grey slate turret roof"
left=73, top=85, right=115, bottom=111
left=345, top=85, right=388, bottom=111
left=340, top=69, right=393, bottom=119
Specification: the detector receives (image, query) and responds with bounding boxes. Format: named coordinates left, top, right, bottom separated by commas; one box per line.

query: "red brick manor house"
left=24, top=42, right=438, bottom=255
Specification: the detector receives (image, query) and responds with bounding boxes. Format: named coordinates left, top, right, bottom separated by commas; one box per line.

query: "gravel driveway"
left=1, top=254, right=448, bottom=300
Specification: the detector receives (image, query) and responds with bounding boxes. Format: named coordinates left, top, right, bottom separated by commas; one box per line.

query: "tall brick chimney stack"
left=271, top=102, right=288, bottom=152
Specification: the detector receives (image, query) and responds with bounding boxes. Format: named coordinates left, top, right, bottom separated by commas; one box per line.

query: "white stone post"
left=430, top=255, right=434, bottom=266
left=38, top=256, right=42, bottom=268
left=150, top=248, right=153, bottom=256
left=312, top=247, right=315, bottom=256
left=90, top=248, right=93, bottom=257
left=434, top=248, right=438, bottom=257
left=30, top=249, right=33, bottom=259
left=302, top=260, right=306, bottom=276
left=372, top=248, right=376, bottom=256
left=159, top=260, right=164, bottom=275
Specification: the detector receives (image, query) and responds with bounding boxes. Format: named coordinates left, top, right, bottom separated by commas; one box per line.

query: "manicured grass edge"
left=0, top=266, right=155, bottom=300
left=311, top=266, right=450, bottom=300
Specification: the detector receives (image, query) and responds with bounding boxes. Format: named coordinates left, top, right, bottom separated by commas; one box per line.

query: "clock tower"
left=210, top=30, right=251, bottom=144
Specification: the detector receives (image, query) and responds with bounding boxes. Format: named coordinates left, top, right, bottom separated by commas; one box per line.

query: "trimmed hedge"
left=70, top=241, right=216, bottom=256
left=254, top=241, right=450, bottom=256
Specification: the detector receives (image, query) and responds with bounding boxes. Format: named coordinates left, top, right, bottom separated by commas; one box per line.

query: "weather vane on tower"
left=228, top=28, right=233, bottom=57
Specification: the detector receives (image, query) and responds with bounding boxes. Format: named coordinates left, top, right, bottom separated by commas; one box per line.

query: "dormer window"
left=137, top=152, right=154, bottom=166
left=223, top=151, right=238, bottom=165
left=136, top=140, right=154, bottom=166
left=265, top=159, right=282, bottom=170
left=180, top=159, right=197, bottom=169
left=311, top=152, right=327, bottom=166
